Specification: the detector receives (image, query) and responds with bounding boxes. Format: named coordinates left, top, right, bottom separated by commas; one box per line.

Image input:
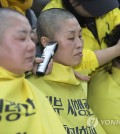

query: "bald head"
left=0, top=8, right=26, bottom=42
left=37, top=8, right=75, bottom=41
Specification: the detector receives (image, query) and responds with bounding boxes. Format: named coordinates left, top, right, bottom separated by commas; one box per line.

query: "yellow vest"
left=0, top=67, right=66, bottom=134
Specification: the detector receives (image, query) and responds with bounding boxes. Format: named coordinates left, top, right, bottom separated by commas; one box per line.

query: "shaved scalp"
left=37, top=8, right=75, bottom=40
left=0, top=8, right=25, bottom=42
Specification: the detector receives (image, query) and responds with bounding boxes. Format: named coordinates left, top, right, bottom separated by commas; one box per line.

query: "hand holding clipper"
left=36, top=42, right=58, bottom=76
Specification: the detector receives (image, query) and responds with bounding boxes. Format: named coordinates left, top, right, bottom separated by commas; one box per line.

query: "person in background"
left=31, top=0, right=50, bottom=17
left=28, top=8, right=120, bottom=134
left=0, top=0, right=33, bottom=15
left=0, top=0, right=37, bottom=29
left=88, top=24, right=120, bottom=134
left=0, top=8, right=67, bottom=134
left=43, top=0, right=120, bottom=50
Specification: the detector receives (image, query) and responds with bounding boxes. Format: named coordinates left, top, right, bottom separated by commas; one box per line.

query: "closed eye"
left=19, top=37, right=26, bottom=41
left=79, top=36, right=82, bottom=39
left=68, top=37, right=74, bottom=40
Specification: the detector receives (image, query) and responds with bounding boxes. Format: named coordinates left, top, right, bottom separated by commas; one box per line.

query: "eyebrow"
left=17, top=29, right=33, bottom=34
left=68, top=29, right=82, bottom=34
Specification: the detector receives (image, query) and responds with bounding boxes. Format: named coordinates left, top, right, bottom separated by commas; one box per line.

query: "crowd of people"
left=0, top=0, right=120, bottom=134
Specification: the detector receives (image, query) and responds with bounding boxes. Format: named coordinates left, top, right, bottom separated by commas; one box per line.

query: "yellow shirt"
left=0, top=67, right=66, bottom=134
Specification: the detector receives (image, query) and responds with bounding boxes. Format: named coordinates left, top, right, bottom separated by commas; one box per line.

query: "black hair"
left=62, top=0, right=87, bottom=27
left=104, top=25, right=120, bottom=47
left=104, top=24, right=120, bottom=73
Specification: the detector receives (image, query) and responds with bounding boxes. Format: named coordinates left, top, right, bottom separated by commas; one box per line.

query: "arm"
left=94, top=39, right=120, bottom=66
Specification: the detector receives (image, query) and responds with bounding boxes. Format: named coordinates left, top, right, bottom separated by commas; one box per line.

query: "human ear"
left=40, top=36, right=50, bottom=47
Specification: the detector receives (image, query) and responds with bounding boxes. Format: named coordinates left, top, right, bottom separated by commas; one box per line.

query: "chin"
left=73, top=60, right=81, bottom=66
left=77, top=58, right=81, bottom=64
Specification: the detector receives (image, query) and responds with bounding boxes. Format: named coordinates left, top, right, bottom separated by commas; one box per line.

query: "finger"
left=32, top=57, right=43, bottom=75
left=45, top=59, right=53, bottom=75
left=74, top=71, right=90, bottom=81
left=34, top=57, right=43, bottom=64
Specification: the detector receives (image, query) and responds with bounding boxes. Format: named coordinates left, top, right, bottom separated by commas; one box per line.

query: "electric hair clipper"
left=36, top=42, right=58, bottom=76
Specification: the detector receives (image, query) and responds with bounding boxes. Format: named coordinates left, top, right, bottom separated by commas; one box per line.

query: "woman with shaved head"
left=0, top=8, right=67, bottom=134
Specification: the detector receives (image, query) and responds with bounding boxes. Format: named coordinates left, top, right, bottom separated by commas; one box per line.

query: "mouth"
left=74, top=51, right=83, bottom=57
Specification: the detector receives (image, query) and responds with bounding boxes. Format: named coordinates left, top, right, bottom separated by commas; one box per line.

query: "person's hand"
left=33, top=57, right=53, bottom=75
left=74, top=71, right=90, bottom=81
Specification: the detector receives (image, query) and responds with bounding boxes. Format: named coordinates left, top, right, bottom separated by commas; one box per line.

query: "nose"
left=76, top=37, right=83, bottom=49
left=27, top=38, right=36, bottom=52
